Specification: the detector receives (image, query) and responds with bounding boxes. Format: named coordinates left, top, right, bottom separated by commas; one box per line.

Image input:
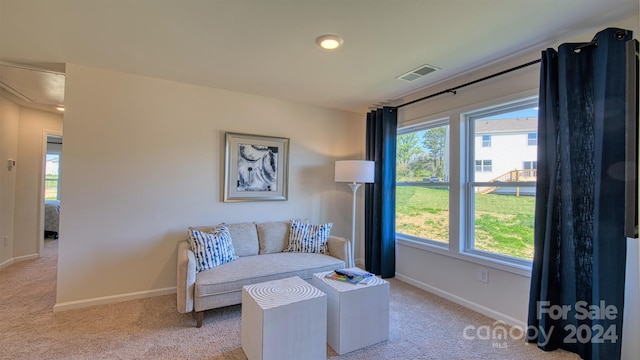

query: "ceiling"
left=0, top=0, right=638, bottom=114
left=0, top=61, right=65, bottom=113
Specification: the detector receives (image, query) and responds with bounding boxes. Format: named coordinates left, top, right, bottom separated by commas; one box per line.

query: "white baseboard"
left=0, top=258, right=13, bottom=270
left=14, top=253, right=38, bottom=262
left=53, top=286, right=177, bottom=312
left=395, top=272, right=526, bottom=329
left=0, top=253, right=39, bottom=270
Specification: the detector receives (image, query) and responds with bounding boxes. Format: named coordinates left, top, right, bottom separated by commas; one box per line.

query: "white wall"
left=621, top=7, right=640, bottom=358
left=56, top=64, right=364, bottom=308
left=13, top=108, right=62, bottom=258
left=396, top=48, right=543, bottom=326
left=622, top=237, right=639, bottom=359
left=0, top=97, right=62, bottom=267
left=395, top=16, right=639, bottom=326
left=0, top=96, right=19, bottom=268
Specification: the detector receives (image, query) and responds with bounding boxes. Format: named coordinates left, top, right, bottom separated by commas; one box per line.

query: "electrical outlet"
left=3, top=236, right=8, bottom=247
left=478, top=268, right=489, bottom=283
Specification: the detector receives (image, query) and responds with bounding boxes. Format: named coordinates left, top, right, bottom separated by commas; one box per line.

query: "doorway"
left=39, top=132, right=62, bottom=257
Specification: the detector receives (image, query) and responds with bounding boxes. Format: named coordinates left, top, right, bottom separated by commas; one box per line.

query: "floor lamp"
left=335, top=160, right=375, bottom=268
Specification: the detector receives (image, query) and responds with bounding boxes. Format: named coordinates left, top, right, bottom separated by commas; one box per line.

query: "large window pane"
left=45, top=153, right=60, bottom=200
left=473, top=191, right=536, bottom=259
left=396, top=186, right=450, bottom=243
left=470, top=105, right=537, bottom=261
left=396, top=121, right=449, bottom=243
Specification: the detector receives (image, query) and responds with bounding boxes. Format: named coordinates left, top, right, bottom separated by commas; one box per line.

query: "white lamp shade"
left=335, top=160, right=375, bottom=183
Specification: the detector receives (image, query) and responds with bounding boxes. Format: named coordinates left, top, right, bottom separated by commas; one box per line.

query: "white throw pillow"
left=284, top=220, right=332, bottom=254
left=188, top=224, right=238, bottom=272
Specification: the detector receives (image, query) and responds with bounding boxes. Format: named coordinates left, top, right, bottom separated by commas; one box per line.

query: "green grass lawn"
left=45, top=176, right=59, bottom=200
left=396, top=186, right=535, bottom=260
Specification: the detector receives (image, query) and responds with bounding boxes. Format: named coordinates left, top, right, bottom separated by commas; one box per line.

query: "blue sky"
left=483, top=108, right=538, bottom=120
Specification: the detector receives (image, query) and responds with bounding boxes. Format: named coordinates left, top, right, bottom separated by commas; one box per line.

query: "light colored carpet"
left=0, top=239, right=579, bottom=359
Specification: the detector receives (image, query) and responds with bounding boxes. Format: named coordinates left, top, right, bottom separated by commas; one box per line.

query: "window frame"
left=395, top=91, right=538, bottom=277
left=481, top=134, right=492, bottom=147
left=527, top=132, right=537, bottom=146
left=475, top=159, right=492, bottom=172
left=463, top=97, right=538, bottom=267
left=396, top=117, right=451, bottom=248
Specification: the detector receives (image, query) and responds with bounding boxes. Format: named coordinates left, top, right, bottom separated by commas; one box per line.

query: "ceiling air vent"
left=397, top=64, right=440, bottom=82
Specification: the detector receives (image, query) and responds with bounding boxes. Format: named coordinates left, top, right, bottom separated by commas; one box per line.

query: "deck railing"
left=478, top=169, right=537, bottom=195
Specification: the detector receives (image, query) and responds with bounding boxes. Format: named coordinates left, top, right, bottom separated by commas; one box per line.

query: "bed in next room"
left=44, top=200, right=60, bottom=239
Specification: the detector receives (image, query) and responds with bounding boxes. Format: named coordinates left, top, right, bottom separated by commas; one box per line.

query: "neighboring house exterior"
left=474, top=117, right=538, bottom=183
left=45, top=155, right=59, bottom=176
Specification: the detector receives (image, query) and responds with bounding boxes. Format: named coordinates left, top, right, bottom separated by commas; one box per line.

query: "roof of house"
left=475, top=117, right=538, bottom=134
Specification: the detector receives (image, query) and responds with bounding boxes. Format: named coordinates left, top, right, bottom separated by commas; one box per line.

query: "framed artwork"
left=224, top=132, right=289, bottom=202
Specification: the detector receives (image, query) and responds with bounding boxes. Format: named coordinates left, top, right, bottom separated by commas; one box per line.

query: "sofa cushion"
left=194, top=252, right=345, bottom=298
left=226, top=222, right=259, bottom=257
left=256, top=221, right=291, bottom=254
left=187, top=225, right=238, bottom=272
left=284, top=220, right=332, bottom=254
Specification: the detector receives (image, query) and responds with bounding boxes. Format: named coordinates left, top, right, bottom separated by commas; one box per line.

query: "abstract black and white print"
left=236, top=144, right=278, bottom=192
left=224, top=132, right=289, bottom=202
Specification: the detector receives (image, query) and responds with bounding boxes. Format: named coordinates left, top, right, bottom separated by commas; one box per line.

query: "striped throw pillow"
left=284, top=220, right=332, bottom=254
left=188, top=224, right=238, bottom=272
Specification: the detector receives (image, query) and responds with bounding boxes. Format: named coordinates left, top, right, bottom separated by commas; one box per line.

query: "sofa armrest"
left=327, top=235, right=352, bottom=267
left=177, top=241, right=196, bottom=313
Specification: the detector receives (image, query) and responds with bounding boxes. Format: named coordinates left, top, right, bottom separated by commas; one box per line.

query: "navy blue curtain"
left=365, top=107, right=397, bottom=278
left=527, top=28, right=632, bottom=360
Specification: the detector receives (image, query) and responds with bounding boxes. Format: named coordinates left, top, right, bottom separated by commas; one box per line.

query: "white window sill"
left=396, top=236, right=532, bottom=277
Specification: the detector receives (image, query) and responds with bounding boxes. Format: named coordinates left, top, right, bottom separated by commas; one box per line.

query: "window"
left=482, top=135, right=491, bottom=147
left=475, top=160, right=492, bottom=172
left=527, top=132, right=537, bottom=146
left=523, top=161, right=537, bottom=178
left=467, top=98, right=537, bottom=263
left=395, top=95, right=537, bottom=270
left=45, top=153, right=60, bottom=200
left=396, top=119, right=450, bottom=244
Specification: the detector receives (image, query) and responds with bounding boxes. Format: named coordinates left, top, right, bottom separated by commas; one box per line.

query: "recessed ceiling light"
left=55, top=105, right=64, bottom=111
left=316, top=35, right=343, bottom=50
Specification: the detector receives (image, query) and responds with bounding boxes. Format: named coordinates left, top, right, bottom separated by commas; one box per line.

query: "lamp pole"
left=348, top=182, right=361, bottom=268
left=334, top=160, right=374, bottom=269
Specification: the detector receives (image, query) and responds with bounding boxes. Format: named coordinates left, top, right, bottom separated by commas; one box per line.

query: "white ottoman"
left=311, top=269, right=389, bottom=355
left=241, top=276, right=327, bottom=360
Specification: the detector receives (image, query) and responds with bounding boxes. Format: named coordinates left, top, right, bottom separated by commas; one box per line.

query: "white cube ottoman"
left=241, top=276, right=327, bottom=360
left=312, top=269, right=389, bottom=355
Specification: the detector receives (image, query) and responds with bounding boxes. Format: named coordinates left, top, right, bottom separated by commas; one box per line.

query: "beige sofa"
left=176, top=220, right=350, bottom=327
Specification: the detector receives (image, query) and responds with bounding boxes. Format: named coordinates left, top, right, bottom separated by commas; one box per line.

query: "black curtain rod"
left=396, top=58, right=542, bottom=109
